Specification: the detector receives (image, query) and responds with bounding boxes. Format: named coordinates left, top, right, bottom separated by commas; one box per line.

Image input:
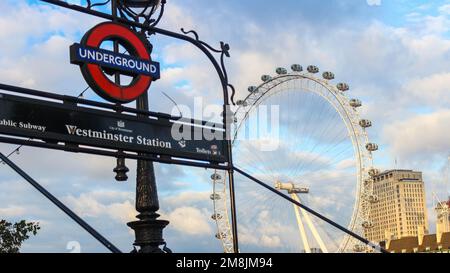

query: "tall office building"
left=365, top=170, right=429, bottom=244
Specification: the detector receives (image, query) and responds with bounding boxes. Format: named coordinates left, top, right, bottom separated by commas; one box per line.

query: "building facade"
left=436, top=199, right=450, bottom=235
left=384, top=199, right=450, bottom=253
left=365, top=170, right=429, bottom=244
left=383, top=232, right=450, bottom=253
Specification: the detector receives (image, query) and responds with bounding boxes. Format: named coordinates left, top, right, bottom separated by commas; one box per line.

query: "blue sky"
left=0, top=0, right=449, bottom=253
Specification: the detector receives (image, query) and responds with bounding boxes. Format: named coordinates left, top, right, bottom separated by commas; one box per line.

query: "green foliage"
left=0, top=220, right=40, bottom=253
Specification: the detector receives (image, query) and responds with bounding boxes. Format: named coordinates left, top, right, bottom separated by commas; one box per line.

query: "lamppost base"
left=127, top=218, right=169, bottom=253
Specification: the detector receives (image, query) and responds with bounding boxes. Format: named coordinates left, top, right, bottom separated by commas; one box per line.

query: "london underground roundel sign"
left=70, top=22, right=160, bottom=103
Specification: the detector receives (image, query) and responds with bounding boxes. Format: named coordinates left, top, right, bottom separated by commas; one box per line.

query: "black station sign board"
left=0, top=93, right=227, bottom=163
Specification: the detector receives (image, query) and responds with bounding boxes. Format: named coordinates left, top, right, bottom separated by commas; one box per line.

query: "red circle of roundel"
left=79, top=22, right=152, bottom=103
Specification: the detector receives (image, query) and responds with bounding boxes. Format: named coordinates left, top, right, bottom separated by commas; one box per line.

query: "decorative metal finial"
left=113, top=157, right=129, bottom=181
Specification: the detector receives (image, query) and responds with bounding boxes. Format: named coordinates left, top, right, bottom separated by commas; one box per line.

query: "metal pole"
left=111, top=0, right=121, bottom=86
left=0, top=153, right=121, bottom=253
left=224, top=106, right=239, bottom=253
left=109, top=0, right=169, bottom=253
left=127, top=90, right=169, bottom=253
left=126, top=5, right=170, bottom=249
left=233, top=166, right=388, bottom=253
left=111, top=0, right=129, bottom=182
left=227, top=167, right=239, bottom=253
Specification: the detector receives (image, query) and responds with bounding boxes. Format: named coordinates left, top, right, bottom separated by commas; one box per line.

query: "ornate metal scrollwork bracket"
left=86, top=0, right=112, bottom=10
left=180, top=28, right=236, bottom=105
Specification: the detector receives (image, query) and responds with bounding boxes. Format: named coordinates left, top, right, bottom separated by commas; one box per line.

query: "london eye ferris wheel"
left=210, top=64, right=380, bottom=253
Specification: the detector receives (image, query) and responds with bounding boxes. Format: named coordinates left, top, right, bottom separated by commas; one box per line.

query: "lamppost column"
left=135, top=91, right=160, bottom=217
left=126, top=69, right=170, bottom=255
left=110, top=0, right=169, bottom=253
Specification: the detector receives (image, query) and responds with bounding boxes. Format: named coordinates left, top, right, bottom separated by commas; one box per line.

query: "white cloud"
left=0, top=205, right=27, bottom=217
left=0, top=2, right=99, bottom=91
left=166, top=206, right=212, bottom=236
left=260, top=234, right=282, bottom=248
left=335, top=158, right=356, bottom=170
left=405, top=72, right=450, bottom=107
left=63, top=190, right=136, bottom=223
left=366, top=0, right=381, bottom=7
left=382, top=109, right=450, bottom=161
left=159, top=2, right=196, bottom=31
left=163, top=191, right=210, bottom=208
left=439, top=4, right=450, bottom=15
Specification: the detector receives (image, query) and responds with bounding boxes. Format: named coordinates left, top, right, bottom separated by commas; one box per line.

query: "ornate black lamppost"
left=112, top=0, right=169, bottom=253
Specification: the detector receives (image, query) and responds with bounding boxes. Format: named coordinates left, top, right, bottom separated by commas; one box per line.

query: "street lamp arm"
left=87, top=0, right=112, bottom=9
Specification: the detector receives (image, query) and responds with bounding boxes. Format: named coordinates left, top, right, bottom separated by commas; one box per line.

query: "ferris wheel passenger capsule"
left=353, top=245, right=366, bottom=252
left=307, top=65, right=319, bottom=73
left=322, top=71, right=335, bottom=80
left=261, top=75, right=272, bottom=82
left=349, top=99, right=362, bottom=108
left=215, top=232, right=227, bottom=239
left=291, top=64, right=303, bottom=72
left=364, top=178, right=373, bottom=185
left=368, top=168, right=380, bottom=177
left=248, top=86, right=258, bottom=93
left=211, top=173, right=222, bottom=180
left=276, top=67, right=288, bottom=75
left=211, top=213, right=223, bottom=220
left=359, top=119, right=372, bottom=128
left=336, top=83, right=349, bottom=92
left=366, top=143, right=379, bottom=152
left=236, top=100, right=248, bottom=107
left=210, top=193, right=221, bottom=200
